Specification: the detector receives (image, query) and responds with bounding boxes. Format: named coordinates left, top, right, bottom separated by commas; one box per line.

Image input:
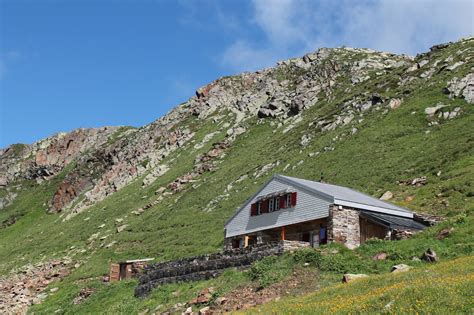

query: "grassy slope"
left=246, top=255, right=474, bottom=314
left=0, top=40, right=472, bottom=313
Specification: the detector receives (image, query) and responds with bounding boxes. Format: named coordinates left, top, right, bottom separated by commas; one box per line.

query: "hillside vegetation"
left=0, top=37, right=473, bottom=314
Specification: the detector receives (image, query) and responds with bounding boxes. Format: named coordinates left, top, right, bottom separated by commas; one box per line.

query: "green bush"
left=248, top=255, right=294, bottom=289
left=293, top=248, right=323, bottom=266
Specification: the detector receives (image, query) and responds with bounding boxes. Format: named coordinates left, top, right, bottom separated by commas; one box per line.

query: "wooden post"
left=244, top=236, right=249, bottom=247
left=281, top=226, right=286, bottom=241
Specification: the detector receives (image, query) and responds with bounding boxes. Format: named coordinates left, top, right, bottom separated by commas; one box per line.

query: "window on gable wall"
left=286, top=193, right=292, bottom=208
left=251, top=192, right=296, bottom=217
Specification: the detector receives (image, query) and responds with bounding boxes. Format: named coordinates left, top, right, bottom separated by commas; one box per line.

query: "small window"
left=257, top=201, right=261, bottom=215
left=268, top=198, right=274, bottom=212
left=275, top=197, right=280, bottom=211
left=286, top=194, right=292, bottom=208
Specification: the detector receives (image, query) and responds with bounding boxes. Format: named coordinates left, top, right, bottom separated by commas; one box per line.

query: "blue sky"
left=1, top=0, right=472, bottom=147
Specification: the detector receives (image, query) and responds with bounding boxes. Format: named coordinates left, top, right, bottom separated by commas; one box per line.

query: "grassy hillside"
left=0, top=39, right=473, bottom=313
left=246, top=255, right=474, bottom=314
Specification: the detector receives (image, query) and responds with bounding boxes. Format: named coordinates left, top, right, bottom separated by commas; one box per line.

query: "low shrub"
left=293, top=248, right=323, bottom=266
left=248, top=255, right=294, bottom=289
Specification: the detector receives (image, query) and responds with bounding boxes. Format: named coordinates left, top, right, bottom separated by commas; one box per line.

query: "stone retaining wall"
left=135, top=242, right=285, bottom=297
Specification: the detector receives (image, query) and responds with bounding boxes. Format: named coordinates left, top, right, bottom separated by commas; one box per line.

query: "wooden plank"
left=109, top=263, right=120, bottom=282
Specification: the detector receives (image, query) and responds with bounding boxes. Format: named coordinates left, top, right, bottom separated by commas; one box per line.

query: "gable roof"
left=225, top=174, right=414, bottom=230
left=274, top=174, right=413, bottom=218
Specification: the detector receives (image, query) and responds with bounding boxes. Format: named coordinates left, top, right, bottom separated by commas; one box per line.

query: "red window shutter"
left=279, top=196, right=286, bottom=209
left=261, top=199, right=269, bottom=213
left=250, top=203, right=257, bottom=216
left=291, top=192, right=297, bottom=207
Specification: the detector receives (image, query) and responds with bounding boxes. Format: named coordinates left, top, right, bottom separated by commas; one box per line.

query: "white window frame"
left=275, top=197, right=280, bottom=211
left=268, top=198, right=274, bottom=212
left=286, top=193, right=292, bottom=208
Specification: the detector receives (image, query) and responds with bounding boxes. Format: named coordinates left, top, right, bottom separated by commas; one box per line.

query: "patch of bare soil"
left=213, top=267, right=320, bottom=313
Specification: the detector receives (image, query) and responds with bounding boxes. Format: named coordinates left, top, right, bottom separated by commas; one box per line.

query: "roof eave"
left=335, top=199, right=413, bottom=218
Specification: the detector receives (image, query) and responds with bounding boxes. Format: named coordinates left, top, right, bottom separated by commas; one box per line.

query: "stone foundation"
left=282, top=240, right=311, bottom=252
left=328, top=205, right=361, bottom=249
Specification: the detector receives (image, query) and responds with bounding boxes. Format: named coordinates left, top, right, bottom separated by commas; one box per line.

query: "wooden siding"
left=225, top=177, right=332, bottom=237
left=360, top=217, right=389, bottom=243
left=109, top=263, right=120, bottom=282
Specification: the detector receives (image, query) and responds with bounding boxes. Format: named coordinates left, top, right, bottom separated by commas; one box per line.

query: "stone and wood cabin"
left=224, top=175, right=427, bottom=250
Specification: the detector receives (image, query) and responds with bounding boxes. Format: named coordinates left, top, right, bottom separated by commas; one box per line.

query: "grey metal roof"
left=360, top=211, right=427, bottom=230
left=276, top=174, right=412, bottom=217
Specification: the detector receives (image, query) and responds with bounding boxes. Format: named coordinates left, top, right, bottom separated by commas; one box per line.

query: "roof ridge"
left=276, top=174, right=410, bottom=213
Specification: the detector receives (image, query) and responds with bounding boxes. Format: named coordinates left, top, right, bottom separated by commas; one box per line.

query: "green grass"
left=246, top=255, right=474, bottom=314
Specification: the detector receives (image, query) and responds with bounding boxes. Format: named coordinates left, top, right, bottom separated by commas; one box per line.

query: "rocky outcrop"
left=0, top=260, right=70, bottom=314
left=1, top=37, right=472, bottom=217
left=0, top=127, right=118, bottom=185
left=447, top=73, right=474, bottom=104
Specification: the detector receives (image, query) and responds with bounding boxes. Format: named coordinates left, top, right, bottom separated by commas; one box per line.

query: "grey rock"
left=342, top=273, right=368, bottom=283
left=425, top=104, right=446, bottom=116
left=391, top=264, right=411, bottom=273
left=379, top=191, right=393, bottom=201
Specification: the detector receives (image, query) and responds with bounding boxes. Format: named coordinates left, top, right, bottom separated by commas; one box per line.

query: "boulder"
left=411, top=176, right=427, bottom=186
left=436, top=228, right=453, bottom=240
left=372, top=253, right=388, bottom=260
left=421, top=249, right=438, bottom=262
left=379, top=191, right=393, bottom=201
left=391, top=264, right=411, bottom=273
left=388, top=98, right=402, bottom=110
left=425, top=104, right=446, bottom=117
left=342, top=273, right=368, bottom=283
left=116, top=224, right=128, bottom=233
left=199, top=306, right=211, bottom=315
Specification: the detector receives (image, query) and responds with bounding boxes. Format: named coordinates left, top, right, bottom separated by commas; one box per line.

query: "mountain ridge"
left=0, top=37, right=473, bottom=314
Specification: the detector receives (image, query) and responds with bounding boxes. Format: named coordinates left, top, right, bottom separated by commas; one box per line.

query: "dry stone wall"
left=135, top=243, right=284, bottom=297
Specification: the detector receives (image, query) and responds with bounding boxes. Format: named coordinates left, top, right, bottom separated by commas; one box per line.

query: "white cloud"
left=221, top=0, right=474, bottom=72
